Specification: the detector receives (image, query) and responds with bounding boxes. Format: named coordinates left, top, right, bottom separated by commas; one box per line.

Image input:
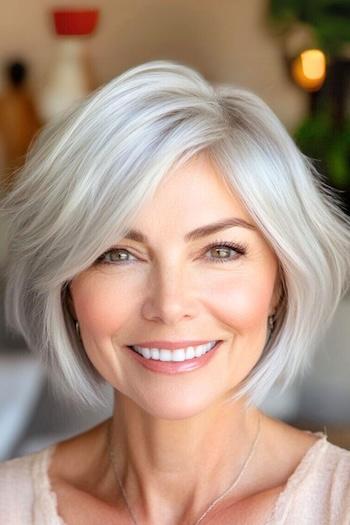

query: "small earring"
left=268, top=313, right=276, bottom=332
left=75, top=320, right=81, bottom=339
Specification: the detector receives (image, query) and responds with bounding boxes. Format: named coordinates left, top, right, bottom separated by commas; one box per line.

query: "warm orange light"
left=291, top=49, right=327, bottom=91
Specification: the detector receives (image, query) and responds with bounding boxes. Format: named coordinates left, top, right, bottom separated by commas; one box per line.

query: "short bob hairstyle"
left=1, top=60, right=350, bottom=409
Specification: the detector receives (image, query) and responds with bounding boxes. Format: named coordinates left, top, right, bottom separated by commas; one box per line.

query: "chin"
left=131, top=392, right=221, bottom=421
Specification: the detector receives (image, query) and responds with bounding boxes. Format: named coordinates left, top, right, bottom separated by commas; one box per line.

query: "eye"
left=204, top=241, right=247, bottom=263
left=96, top=248, right=137, bottom=265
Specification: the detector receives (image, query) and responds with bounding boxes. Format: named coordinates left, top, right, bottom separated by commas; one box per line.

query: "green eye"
left=205, top=242, right=247, bottom=263
left=97, top=248, right=136, bottom=264
left=209, top=246, right=233, bottom=258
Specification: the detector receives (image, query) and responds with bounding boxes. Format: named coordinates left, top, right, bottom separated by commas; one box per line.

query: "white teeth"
left=131, top=341, right=217, bottom=361
left=150, top=348, right=160, bottom=360
left=159, top=349, right=172, bottom=361
left=185, top=346, right=195, bottom=359
left=194, top=346, right=202, bottom=357
left=143, top=348, right=151, bottom=359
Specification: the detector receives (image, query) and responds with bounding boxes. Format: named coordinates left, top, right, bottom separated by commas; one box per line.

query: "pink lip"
left=125, top=341, right=222, bottom=375
left=129, top=340, right=218, bottom=350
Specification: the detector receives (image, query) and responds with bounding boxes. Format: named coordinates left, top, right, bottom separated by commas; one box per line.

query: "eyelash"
left=95, top=240, right=247, bottom=266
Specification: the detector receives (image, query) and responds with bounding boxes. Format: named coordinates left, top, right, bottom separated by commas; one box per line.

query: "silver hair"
left=1, top=60, right=350, bottom=409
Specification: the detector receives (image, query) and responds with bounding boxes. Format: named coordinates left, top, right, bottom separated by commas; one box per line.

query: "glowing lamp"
left=291, top=49, right=327, bottom=92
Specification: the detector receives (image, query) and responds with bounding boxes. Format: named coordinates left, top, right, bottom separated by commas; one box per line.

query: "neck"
left=107, top=392, right=262, bottom=525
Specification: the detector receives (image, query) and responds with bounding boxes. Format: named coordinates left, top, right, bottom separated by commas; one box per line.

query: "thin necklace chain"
left=107, top=412, right=262, bottom=525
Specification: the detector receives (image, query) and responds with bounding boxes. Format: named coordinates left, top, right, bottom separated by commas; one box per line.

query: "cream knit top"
left=1, top=431, right=350, bottom=524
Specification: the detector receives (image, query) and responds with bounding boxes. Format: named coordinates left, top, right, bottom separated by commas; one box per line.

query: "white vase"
left=38, top=37, right=91, bottom=122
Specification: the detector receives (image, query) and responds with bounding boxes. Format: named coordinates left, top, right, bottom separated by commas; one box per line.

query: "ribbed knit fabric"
left=1, top=431, right=350, bottom=524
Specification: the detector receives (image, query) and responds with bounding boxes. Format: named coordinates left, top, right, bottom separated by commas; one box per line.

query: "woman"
left=1, top=60, right=350, bottom=525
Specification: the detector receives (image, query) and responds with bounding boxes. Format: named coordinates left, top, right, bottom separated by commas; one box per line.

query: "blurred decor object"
left=53, top=9, right=99, bottom=35
left=291, top=48, right=327, bottom=92
left=37, top=8, right=99, bottom=123
left=0, top=60, right=42, bottom=193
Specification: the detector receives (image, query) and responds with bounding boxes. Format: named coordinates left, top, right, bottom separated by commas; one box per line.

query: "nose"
left=141, top=262, right=198, bottom=325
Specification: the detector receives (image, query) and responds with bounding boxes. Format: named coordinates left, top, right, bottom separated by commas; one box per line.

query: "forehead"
left=135, top=153, right=254, bottom=225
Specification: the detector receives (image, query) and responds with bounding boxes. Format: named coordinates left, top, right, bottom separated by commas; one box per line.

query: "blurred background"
left=0, top=0, right=349, bottom=461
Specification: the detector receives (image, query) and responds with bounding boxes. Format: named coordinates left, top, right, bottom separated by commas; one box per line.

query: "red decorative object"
left=53, top=9, right=99, bottom=36
left=37, top=8, right=100, bottom=122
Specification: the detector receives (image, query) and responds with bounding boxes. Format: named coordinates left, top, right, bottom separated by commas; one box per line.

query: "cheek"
left=71, top=274, right=134, bottom=339
left=204, top=272, right=274, bottom=332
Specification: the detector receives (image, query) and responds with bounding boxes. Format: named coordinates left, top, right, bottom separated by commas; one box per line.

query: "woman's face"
left=69, top=153, right=281, bottom=419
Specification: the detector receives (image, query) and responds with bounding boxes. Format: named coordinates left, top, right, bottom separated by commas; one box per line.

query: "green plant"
left=294, top=110, right=350, bottom=187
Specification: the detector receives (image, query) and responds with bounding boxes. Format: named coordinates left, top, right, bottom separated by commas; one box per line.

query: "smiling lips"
left=129, top=341, right=218, bottom=362
left=126, top=340, right=223, bottom=374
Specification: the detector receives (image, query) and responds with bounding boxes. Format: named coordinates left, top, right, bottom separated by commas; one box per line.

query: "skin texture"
left=54, top=152, right=318, bottom=525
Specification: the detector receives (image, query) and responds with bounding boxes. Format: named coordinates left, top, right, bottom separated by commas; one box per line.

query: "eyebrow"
left=123, top=217, right=256, bottom=244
